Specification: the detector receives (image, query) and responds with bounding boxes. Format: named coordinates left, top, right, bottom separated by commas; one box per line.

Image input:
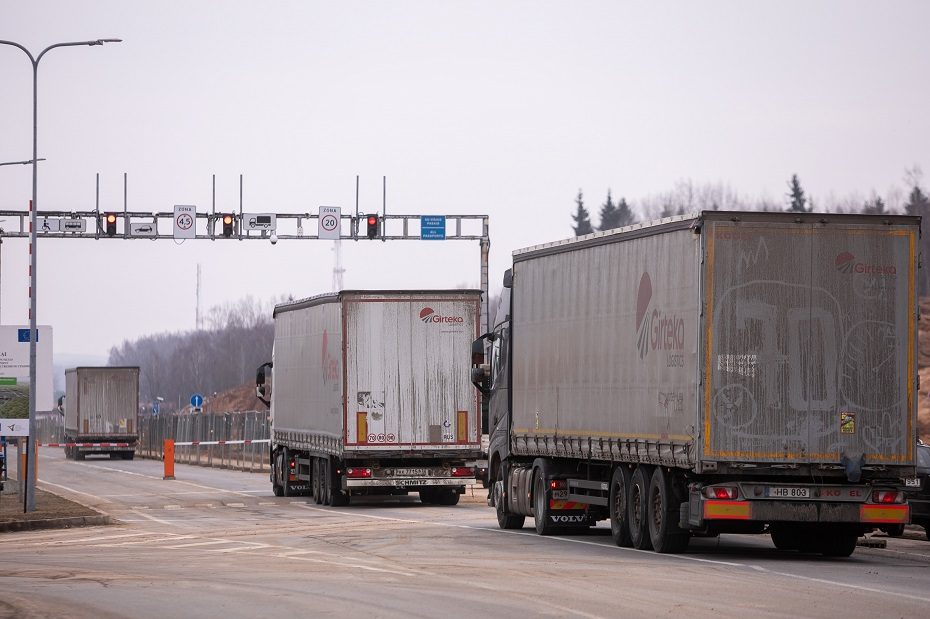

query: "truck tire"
left=494, top=480, right=525, bottom=529
left=321, top=459, right=332, bottom=505
left=609, top=466, right=633, bottom=547
left=330, top=459, right=349, bottom=507
left=435, top=488, right=460, bottom=506
left=628, top=465, right=653, bottom=550
left=818, top=527, right=858, bottom=557
left=279, top=449, right=291, bottom=498
left=532, top=463, right=558, bottom=536
left=312, top=458, right=322, bottom=504
left=419, top=488, right=436, bottom=504
left=770, top=525, right=800, bottom=551
left=646, top=467, right=689, bottom=553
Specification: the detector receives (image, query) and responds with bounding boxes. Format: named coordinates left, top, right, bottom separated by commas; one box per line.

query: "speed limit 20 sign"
left=318, top=206, right=341, bottom=240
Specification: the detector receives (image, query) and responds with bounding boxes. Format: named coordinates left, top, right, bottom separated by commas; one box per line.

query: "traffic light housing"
left=104, top=213, right=117, bottom=237
left=221, top=214, right=234, bottom=237
left=366, top=214, right=379, bottom=239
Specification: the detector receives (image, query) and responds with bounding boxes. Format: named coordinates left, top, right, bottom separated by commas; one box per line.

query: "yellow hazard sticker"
left=840, top=411, right=856, bottom=434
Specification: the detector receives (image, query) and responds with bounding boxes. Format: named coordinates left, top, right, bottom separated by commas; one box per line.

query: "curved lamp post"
left=0, top=38, right=121, bottom=512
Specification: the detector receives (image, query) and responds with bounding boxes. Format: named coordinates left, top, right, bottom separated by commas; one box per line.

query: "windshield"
left=918, top=445, right=930, bottom=469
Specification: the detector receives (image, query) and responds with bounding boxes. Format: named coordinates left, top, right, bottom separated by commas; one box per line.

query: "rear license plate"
left=766, top=486, right=810, bottom=499
left=552, top=489, right=568, bottom=500
left=905, top=477, right=921, bottom=488
left=390, top=468, right=429, bottom=476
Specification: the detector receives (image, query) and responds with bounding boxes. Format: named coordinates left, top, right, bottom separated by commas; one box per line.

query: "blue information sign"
left=152, top=402, right=161, bottom=415
left=190, top=393, right=204, bottom=408
left=420, top=216, right=446, bottom=240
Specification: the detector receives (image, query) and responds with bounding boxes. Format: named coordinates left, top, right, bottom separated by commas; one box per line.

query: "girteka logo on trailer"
left=835, top=251, right=896, bottom=275
left=419, top=307, right=464, bottom=324
left=635, top=272, right=685, bottom=361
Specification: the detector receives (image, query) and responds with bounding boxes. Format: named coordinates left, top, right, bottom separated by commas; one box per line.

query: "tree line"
left=571, top=169, right=929, bottom=234
left=108, top=296, right=283, bottom=410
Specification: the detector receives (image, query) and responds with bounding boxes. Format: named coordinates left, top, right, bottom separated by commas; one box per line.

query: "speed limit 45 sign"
left=318, top=206, right=341, bottom=240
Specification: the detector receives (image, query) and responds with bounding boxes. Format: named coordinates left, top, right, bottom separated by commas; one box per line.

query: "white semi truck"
left=63, top=366, right=140, bottom=460
left=474, top=211, right=917, bottom=556
left=257, top=290, right=483, bottom=506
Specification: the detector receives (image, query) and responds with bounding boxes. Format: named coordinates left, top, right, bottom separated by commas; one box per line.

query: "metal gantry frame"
left=0, top=208, right=493, bottom=336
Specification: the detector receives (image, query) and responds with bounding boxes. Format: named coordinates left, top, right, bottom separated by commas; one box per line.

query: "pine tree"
left=571, top=189, right=593, bottom=236
left=905, top=184, right=930, bottom=296
left=599, top=189, right=620, bottom=231
left=786, top=174, right=809, bottom=213
left=862, top=195, right=886, bottom=215
left=905, top=185, right=930, bottom=216
left=616, top=197, right=636, bottom=227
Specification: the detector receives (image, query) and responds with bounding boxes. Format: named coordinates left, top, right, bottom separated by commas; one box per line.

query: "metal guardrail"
left=33, top=410, right=271, bottom=473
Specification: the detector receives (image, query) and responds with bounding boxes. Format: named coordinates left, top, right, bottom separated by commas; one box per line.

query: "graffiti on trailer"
left=709, top=229, right=907, bottom=457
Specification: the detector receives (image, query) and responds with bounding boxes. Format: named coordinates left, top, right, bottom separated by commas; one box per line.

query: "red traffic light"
left=104, top=213, right=117, bottom=236
left=366, top=214, right=379, bottom=239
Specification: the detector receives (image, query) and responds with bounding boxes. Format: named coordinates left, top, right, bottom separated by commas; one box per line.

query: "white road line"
left=164, top=540, right=238, bottom=549
left=36, top=532, right=151, bottom=545
left=77, top=461, right=262, bottom=499
left=293, top=504, right=930, bottom=602
left=207, top=543, right=271, bottom=553
left=37, top=479, right=111, bottom=503
left=130, top=509, right=184, bottom=526
left=754, top=566, right=930, bottom=603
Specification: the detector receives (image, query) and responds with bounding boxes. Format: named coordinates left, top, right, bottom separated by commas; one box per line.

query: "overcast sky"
left=1, top=1, right=928, bottom=359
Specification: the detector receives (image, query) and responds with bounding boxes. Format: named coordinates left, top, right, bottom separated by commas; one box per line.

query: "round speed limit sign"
left=321, top=214, right=338, bottom=232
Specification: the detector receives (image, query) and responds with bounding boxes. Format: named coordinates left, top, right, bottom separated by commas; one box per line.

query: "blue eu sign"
left=420, top=216, right=446, bottom=240
left=17, top=328, right=37, bottom=343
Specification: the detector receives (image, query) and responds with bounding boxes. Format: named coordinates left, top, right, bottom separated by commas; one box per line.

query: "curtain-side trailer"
left=473, top=211, right=917, bottom=556
left=257, top=290, right=483, bottom=506
left=63, top=366, right=140, bottom=460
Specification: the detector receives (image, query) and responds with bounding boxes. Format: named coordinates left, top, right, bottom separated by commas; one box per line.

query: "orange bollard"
left=163, top=439, right=175, bottom=480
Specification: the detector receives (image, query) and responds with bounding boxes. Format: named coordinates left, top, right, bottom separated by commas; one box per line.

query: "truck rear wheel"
left=647, top=467, right=689, bottom=553
left=609, top=466, right=633, bottom=547
left=494, top=480, right=525, bottom=529
left=533, top=465, right=558, bottom=536
left=312, top=458, right=322, bottom=504
left=628, top=465, right=653, bottom=550
left=818, top=527, right=858, bottom=557
left=330, top=459, right=349, bottom=507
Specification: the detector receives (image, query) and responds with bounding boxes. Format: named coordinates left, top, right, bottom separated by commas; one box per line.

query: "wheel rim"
left=651, top=486, right=663, bottom=532
left=612, top=479, right=624, bottom=525
left=631, top=485, right=641, bottom=529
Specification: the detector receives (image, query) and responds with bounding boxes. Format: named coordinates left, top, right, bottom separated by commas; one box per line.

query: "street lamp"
left=0, top=38, right=122, bottom=513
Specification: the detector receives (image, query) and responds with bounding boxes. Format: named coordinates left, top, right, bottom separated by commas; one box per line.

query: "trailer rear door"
left=703, top=217, right=916, bottom=466
left=343, top=293, right=481, bottom=451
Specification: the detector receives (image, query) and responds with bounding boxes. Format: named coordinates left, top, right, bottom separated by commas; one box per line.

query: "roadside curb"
left=0, top=514, right=112, bottom=533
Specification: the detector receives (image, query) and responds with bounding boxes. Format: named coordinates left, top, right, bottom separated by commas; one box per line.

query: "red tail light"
left=289, top=460, right=296, bottom=470
left=549, top=480, right=566, bottom=490
left=871, top=490, right=901, bottom=504
left=451, top=467, right=474, bottom=477
left=346, top=467, right=372, bottom=478
left=705, top=486, right=738, bottom=500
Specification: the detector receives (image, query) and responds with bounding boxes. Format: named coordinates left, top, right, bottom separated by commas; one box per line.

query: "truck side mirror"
left=57, top=395, right=65, bottom=416
left=255, top=361, right=272, bottom=407
left=502, top=268, right=513, bottom=289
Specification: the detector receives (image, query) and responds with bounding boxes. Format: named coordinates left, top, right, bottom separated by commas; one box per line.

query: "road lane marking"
left=293, top=504, right=930, bottom=603
left=35, top=532, right=151, bottom=545
left=130, top=509, right=185, bottom=526
left=164, top=540, right=239, bottom=549
left=37, top=479, right=112, bottom=503
left=77, top=461, right=264, bottom=499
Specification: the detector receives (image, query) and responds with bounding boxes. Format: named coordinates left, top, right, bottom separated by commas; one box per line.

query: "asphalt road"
left=1, top=449, right=929, bottom=619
